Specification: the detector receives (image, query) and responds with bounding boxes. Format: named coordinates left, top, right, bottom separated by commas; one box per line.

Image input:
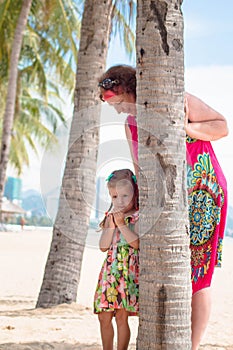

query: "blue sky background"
left=19, top=1, right=233, bottom=206
left=183, top=0, right=233, bottom=67
left=107, top=0, right=233, bottom=68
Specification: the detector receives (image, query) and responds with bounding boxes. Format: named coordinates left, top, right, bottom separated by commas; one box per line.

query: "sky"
left=16, top=0, right=233, bottom=207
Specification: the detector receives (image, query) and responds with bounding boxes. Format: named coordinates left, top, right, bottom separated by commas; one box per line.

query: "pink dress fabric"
left=126, top=115, right=228, bottom=294
left=126, top=115, right=138, bottom=162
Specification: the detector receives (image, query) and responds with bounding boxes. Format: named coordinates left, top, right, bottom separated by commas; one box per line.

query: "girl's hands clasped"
left=112, top=210, right=125, bottom=227
left=106, top=213, right=116, bottom=229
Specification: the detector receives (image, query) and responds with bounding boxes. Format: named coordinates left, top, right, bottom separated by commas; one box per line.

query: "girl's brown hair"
left=99, top=169, right=138, bottom=229
left=98, top=65, right=136, bottom=100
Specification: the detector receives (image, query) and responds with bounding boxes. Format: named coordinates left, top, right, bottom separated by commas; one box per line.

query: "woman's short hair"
left=98, top=65, right=136, bottom=98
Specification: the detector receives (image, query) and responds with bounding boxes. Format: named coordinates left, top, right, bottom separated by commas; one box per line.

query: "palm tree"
left=0, top=0, right=135, bottom=179
left=0, top=0, right=81, bottom=176
left=0, top=0, right=80, bottom=89
left=111, top=0, right=136, bottom=58
left=0, top=0, right=33, bottom=222
left=9, top=82, right=66, bottom=174
left=36, top=0, right=115, bottom=307
left=136, top=0, right=191, bottom=348
left=36, top=0, right=137, bottom=308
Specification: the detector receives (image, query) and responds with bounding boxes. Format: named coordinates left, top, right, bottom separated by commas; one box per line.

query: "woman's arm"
left=99, top=214, right=115, bottom=252
left=185, top=92, right=229, bottom=141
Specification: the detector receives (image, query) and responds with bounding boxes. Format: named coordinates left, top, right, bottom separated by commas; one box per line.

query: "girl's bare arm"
left=99, top=214, right=115, bottom=252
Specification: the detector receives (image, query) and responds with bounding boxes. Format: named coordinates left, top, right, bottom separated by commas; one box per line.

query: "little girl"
left=94, top=169, right=139, bottom=350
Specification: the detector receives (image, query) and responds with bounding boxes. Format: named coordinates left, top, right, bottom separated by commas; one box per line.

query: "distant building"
left=44, top=186, right=60, bottom=222
left=41, top=177, right=110, bottom=222
left=4, top=177, right=22, bottom=201
left=43, top=178, right=110, bottom=222
left=94, top=177, right=110, bottom=220
left=19, top=176, right=111, bottom=223
left=22, top=189, right=47, bottom=217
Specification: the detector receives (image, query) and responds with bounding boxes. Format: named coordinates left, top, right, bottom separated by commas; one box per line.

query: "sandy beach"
left=0, top=227, right=232, bottom=350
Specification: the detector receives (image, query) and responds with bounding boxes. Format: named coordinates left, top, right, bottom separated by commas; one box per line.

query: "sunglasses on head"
left=98, top=78, right=119, bottom=90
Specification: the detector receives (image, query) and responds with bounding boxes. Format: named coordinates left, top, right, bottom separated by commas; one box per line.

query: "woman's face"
left=106, top=92, right=136, bottom=116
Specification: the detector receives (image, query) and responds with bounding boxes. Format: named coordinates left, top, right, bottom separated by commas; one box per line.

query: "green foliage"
left=0, top=0, right=136, bottom=174
left=5, top=214, right=52, bottom=226
left=111, top=0, right=136, bottom=59
left=0, top=0, right=20, bottom=81
left=27, top=215, right=53, bottom=227
left=0, top=0, right=81, bottom=174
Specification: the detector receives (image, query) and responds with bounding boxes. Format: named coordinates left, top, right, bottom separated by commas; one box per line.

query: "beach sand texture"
left=0, top=228, right=232, bottom=350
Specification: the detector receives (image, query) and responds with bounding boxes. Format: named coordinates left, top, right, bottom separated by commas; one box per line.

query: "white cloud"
left=184, top=18, right=232, bottom=39
left=184, top=18, right=209, bottom=39
left=185, top=65, right=233, bottom=111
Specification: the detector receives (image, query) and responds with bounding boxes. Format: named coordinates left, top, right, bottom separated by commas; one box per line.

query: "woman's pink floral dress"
left=94, top=212, right=139, bottom=315
left=126, top=115, right=228, bottom=295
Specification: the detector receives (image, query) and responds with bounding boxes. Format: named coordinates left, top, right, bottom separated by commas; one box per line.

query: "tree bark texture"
left=36, top=0, right=114, bottom=307
left=136, top=1, right=191, bottom=349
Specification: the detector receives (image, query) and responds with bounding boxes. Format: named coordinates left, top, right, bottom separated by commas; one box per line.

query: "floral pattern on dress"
left=187, top=153, right=219, bottom=197
left=186, top=135, right=197, bottom=144
left=94, top=212, right=139, bottom=315
left=187, top=149, right=226, bottom=290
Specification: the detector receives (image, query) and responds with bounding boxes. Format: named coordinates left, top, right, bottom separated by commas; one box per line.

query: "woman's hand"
left=184, top=95, right=189, bottom=129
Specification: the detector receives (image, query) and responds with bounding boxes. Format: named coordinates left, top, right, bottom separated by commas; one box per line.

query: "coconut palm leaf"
left=111, top=0, right=136, bottom=58
left=0, top=0, right=81, bottom=175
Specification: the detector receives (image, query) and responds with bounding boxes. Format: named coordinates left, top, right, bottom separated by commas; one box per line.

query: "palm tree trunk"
left=36, top=0, right=114, bottom=308
left=0, top=0, right=32, bottom=223
left=136, top=1, right=191, bottom=348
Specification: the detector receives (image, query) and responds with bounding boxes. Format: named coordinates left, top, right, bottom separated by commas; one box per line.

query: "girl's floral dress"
left=94, top=211, right=139, bottom=315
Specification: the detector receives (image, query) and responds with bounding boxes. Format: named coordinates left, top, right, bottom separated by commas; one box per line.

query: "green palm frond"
left=10, top=109, right=57, bottom=175
left=0, top=0, right=81, bottom=175
left=19, top=27, right=75, bottom=93
left=10, top=132, right=30, bottom=175
left=0, top=0, right=80, bottom=88
left=0, top=0, right=20, bottom=71
left=20, top=95, right=64, bottom=131
left=2, top=71, right=68, bottom=174
left=111, top=0, right=136, bottom=58
left=36, top=0, right=81, bottom=59
left=21, top=54, right=49, bottom=101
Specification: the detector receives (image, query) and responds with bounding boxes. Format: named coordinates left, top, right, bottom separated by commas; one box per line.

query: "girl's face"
left=106, top=92, right=136, bottom=116
left=109, top=183, right=135, bottom=214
